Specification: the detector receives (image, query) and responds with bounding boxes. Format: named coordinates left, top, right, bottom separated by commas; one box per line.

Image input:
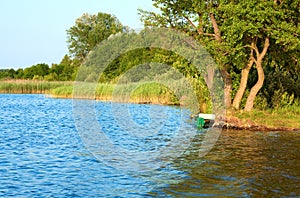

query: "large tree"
left=139, top=0, right=300, bottom=111
left=67, top=12, right=124, bottom=62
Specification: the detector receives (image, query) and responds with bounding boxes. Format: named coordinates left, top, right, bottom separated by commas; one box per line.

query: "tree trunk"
left=210, top=13, right=233, bottom=108
left=204, top=65, right=214, bottom=90
left=232, top=57, right=254, bottom=109
left=220, top=67, right=232, bottom=109
left=224, top=82, right=232, bottom=109
left=244, top=37, right=270, bottom=111
left=244, top=59, right=264, bottom=111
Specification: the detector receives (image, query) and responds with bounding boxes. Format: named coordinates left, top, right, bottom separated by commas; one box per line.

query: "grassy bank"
left=51, top=82, right=180, bottom=105
left=226, top=107, right=300, bottom=130
left=0, top=80, right=73, bottom=94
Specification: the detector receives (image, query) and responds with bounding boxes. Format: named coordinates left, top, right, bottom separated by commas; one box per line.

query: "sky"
left=0, top=0, right=154, bottom=69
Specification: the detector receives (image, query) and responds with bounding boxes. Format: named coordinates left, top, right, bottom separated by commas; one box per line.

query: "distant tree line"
left=0, top=55, right=80, bottom=81
left=0, top=12, right=124, bottom=82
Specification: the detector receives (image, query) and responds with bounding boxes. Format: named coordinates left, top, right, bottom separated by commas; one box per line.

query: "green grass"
left=112, top=82, right=179, bottom=104
left=50, top=82, right=180, bottom=104
left=0, top=80, right=73, bottom=94
left=0, top=79, right=207, bottom=114
left=50, top=85, right=74, bottom=98
left=234, top=106, right=300, bottom=129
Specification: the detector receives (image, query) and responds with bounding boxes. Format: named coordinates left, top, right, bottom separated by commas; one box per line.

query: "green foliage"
left=1, top=4, right=298, bottom=114
left=130, top=82, right=179, bottom=104
left=234, top=102, right=300, bottom=129
left=80, top=30, right=212, bottom=112
left=253, top=93, right=268, bottom=110
left=0, top=55, right=79, bottom=82
left=139, top=0, right=300, bottom=111
left=22, top=63, right=49, bottom=79
left=0, top=69, right=15, bottom=79
left=66, top=12, right=124, bottom=62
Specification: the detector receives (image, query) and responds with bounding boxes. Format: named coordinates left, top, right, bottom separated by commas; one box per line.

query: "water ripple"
left=0, top=94, right=299, bottom=197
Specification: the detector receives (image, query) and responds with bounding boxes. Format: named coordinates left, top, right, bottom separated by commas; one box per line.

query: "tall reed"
left=50, top=82, right=181, bottom=105
left=0, top=80, right=73, bottom=94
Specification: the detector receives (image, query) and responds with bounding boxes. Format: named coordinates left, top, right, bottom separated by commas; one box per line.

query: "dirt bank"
left=220, top=116, right=299, bottom=131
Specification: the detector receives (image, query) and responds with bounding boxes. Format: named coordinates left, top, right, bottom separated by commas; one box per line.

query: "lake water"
left=0, top=94, right=299, bottom=197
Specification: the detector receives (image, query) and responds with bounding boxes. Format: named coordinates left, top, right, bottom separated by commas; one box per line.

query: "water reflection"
left=151, top=130, right=300, bottom=197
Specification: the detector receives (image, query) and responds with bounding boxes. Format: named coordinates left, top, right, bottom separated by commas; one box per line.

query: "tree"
left=67, top=12, right=124, bottom=62
left=220, top=0, right=299, bottom=111
left=22, top=63, right=50, bottom=80
left=23, top=66, right=36, bottom=79
left=139, top=0, right=300, bottom=111
left=139, top=0, right=235, bottom=108
left=0, top=69, right=16, bottom=79
left=15, top=68, right=24, bottom=79
left=50, top=64, right=64, bottom=78
left=58, top=55, right=76, bottom=81
left=35, top=63, right=50, bottom=77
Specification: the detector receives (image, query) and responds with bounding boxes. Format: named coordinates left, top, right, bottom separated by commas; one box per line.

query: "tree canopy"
left=139, top=0, right=300, bottom=111
left=66, top=12, right=125, bottom=62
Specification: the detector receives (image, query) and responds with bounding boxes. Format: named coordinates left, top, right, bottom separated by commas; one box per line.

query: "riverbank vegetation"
left=235, top=106, right=300, bottom=130
left=51, top=82, right=180, bottom=105
left=0, top=1, right=299, bottom=130
left=139, top=0, right=299, bottom=112
left=224, top=105, right=300, bottom=131
left=0, top=80, right=72, bottom=94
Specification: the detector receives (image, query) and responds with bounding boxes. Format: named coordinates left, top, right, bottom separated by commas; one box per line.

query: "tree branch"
left=197, top=12, right=204, bottom=34
left=182, top=15, right=215, bottom=37
left=260, top=37, right=270, bottom=60
left=245, top=42, right=259, bottom=59
left=209, top=13, right=222, bottom=42
left=183, top=15, right=198, bottom=32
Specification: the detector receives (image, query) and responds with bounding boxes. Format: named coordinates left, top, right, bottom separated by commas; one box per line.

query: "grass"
left=0, top=80, right=73, bottom=94
left=50, top=85, right=73, bottom=98
left=233, top=106, right=300, bottom=129
left=50, top=82, right=180, bottom=105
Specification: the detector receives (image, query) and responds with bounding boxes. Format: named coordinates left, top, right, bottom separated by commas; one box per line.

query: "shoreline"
left=51, top=93, right=300, bottom=132
left=50, top=94, right=180, bottom=105
left=1, top=92, right=299, bottom=132
left=0, top=81, right=299, bottom=131
left=220, top=116, right=299, bottom=132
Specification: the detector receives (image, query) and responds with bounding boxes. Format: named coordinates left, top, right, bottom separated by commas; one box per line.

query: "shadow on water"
left=148, top=130, right=300, bottom=197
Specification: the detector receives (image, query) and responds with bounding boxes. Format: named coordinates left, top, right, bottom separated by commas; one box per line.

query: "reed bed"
left=0, top=80, right=73, bottom=94
left=50, top=82, right=181, bottom=105
left=1, top=80, right=201, bottom=107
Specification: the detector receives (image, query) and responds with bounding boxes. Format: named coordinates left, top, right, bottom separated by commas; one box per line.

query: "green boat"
left=196, top=113, right=215, bottom=129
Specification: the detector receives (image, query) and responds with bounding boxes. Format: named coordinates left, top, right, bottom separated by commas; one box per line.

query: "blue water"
left=0, top=94, right=193, bottom=197
left=0, top=94, right=299, bottom=197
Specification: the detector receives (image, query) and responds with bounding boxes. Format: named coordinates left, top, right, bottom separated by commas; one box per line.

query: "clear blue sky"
left=0, top=0, right=154, bottom=69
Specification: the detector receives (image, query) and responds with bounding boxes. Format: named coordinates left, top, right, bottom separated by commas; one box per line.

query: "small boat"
left=198, top=113, right=215, bottom=120
left=196, top=113, right=215, bottom=129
